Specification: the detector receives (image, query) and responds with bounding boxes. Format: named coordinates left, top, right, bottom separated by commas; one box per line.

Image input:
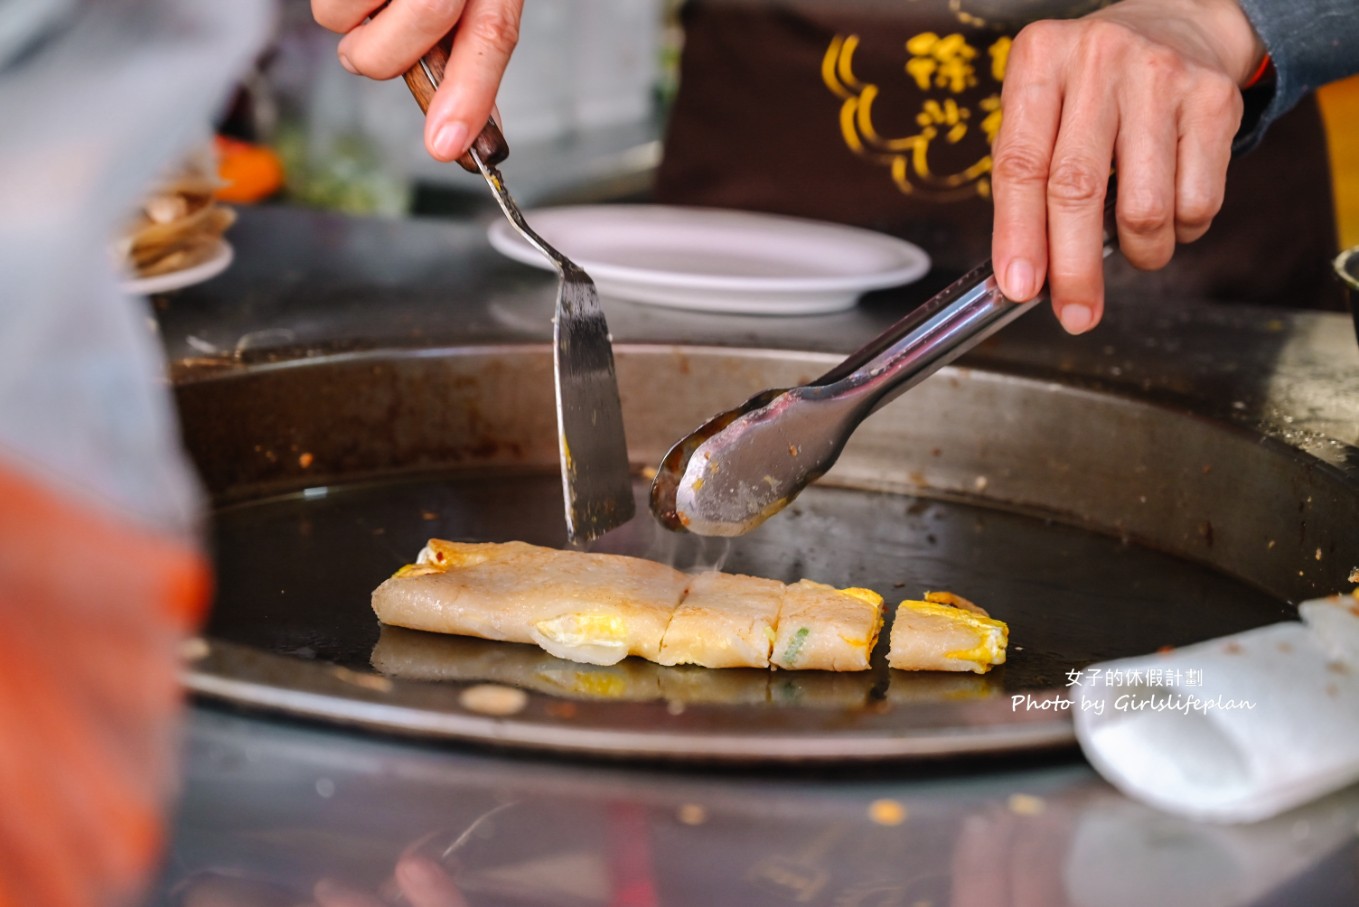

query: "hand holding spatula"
left=399, top=33, right=635, bottom=546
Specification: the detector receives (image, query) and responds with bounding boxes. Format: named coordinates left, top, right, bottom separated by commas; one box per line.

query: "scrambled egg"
left=531, top=613, right=630, bottom=666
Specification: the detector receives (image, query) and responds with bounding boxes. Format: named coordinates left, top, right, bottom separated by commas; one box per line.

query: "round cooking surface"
left=192, top=470, right=1289, bottom=761
left=175, top=344, right=1353, bottom=762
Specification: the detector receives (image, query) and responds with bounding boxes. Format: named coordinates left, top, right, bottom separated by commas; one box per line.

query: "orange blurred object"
left=214, top=134, right=284, bottom=203
left=0, top=463, right=210, bottom=907
left=1319, top=74, right=1359, bottom=249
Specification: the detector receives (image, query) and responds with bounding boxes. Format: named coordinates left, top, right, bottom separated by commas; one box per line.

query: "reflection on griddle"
left=371, top=625, right=1003, bottom=710
left=373, top=626, right=673, bottom=702
left=880, top=670, right=1001, bottom=705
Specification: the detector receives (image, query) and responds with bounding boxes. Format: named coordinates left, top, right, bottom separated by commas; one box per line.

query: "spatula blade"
left=555, top=274, right=634, bottom=544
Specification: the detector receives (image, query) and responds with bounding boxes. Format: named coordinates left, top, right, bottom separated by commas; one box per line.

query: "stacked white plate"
left=488, top=205, right=930, bottom=315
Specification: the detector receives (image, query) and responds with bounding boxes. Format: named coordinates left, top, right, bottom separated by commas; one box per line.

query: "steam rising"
left=584, top=504, right=733, bottom=574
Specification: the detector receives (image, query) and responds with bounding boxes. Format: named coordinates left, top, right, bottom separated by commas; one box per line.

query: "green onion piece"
left=781, top=627, right=811, bottom=665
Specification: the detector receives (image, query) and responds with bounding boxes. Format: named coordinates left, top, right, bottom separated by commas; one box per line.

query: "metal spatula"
left=402, top=38, right=634, bottom=545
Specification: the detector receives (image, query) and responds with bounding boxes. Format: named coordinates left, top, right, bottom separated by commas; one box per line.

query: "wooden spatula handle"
left=400, top=33, right=509, bottom=174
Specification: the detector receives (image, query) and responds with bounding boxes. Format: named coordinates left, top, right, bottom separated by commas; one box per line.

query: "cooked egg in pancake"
left=887, top=592, right=1008, bottom=673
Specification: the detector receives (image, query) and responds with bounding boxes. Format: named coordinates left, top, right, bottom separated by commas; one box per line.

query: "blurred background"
left=214, top=0, right=1359, bottom=243
left=219, top=0, right=677, bottom=219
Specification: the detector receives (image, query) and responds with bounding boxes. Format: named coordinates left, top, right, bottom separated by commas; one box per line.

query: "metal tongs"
left=651, top=205, right=1118, bottom=537
left=401, top=36, right=634, bottom=545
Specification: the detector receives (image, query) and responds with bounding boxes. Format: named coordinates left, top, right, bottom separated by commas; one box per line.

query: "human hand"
left=990, top=0, right=1266, bottom=333
left=311, top=0, right=523, bottom=162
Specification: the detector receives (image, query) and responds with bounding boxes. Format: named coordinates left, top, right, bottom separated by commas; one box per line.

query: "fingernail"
left=432, top=120, right=470, bottom=160
left=1059, top=304, right=1094, bottom=335
left=337, top=52, right=358, bottom=75
left=1004, top=259, right=1034, bottom=300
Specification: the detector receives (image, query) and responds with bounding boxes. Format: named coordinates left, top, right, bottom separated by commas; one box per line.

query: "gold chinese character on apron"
left=822, top=1, right=1108, bottom=200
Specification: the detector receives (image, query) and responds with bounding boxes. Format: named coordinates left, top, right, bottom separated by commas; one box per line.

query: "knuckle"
left=465, top=7, right=521, bottom=56
left=992, top=145, right=1051, bottom=185
left=1219, top=77, right=1245, bottom=113
left=1047, top=160, right=1105, bottom=206
left=1141, top=43, right=1188, bottom=79
left=1192, top=74, right=1245, bottom=123
left=1118, top=196, right=1172, bottom=237
left=1078, top=19, right=1136, bottom=62
left=1011, top=20, right=1063, bottom=59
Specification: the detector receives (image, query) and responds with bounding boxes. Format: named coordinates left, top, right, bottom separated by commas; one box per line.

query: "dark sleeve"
left=1235, top=0, right=1359, bottom=150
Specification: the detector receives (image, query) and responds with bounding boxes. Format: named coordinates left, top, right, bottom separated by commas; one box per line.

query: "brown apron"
left=655, top=0, right=1343, bottom=309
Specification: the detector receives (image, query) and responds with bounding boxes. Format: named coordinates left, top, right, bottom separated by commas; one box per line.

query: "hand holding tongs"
left=651, top=200, right=1119, bottom=537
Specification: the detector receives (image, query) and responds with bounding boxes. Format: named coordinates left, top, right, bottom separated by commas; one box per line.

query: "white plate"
left=122, top=239, right=233, bottom=296
left=487, top=205, right=930, bottom=315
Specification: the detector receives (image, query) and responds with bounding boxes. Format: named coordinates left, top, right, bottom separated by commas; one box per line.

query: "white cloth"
left=1074, top=593, right=1359, bottom=823
left=0, top=0, right=271, bottom=534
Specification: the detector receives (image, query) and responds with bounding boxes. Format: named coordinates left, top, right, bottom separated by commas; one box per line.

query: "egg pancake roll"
left=372, top=540, right=688, bottom=666
left=887, top=591, right=1008, bottom=673
left=374, top=541, right=1007, bottom=675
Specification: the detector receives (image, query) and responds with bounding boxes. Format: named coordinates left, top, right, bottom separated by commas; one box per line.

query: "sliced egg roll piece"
left=371, top=540, right=689, bottom=666
left=770, top=580, right=884, bottom=672
left=888, top=591, right=1008, bottom=674
left=657, top=571, right=785, bottom=668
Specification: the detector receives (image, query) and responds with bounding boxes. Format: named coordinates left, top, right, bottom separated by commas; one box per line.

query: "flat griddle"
left=177, top=345, right=1356, bottom=762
